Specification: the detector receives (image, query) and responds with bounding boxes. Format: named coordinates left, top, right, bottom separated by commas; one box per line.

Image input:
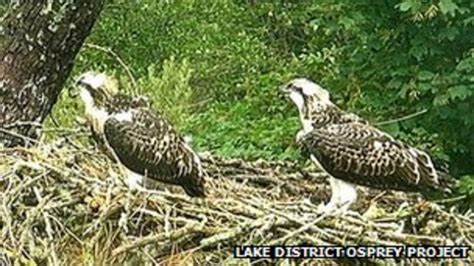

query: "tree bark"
left=0, top=0, right=105, bottom=147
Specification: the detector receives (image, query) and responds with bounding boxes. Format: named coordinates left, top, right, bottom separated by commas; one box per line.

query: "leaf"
left=455, top=57, right=474, bottom=72
left=433, top=94, right=450, bottom=106
left=340, top=17, right=356, bottom=30
left=439, top=0, right=458, bottom=16
left=459, top=175, right=474, bottom=194
left=409, top=45, right=427, bottom=60
left=448, top=86, right=472, bottom=100
left=463, top=16, right=474, bottom=26
left=418, top=82, right=431, bottom=92
left=417, top=70, right=434, bottom=81
left=399, top=1, right=414, bottom=12
left=398, top=0, right=422, bottom=12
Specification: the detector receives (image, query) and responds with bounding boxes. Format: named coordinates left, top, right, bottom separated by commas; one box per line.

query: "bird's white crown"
left=77, top=71, right=108, bottom=90
left=290, top=78, right=330, bottom=102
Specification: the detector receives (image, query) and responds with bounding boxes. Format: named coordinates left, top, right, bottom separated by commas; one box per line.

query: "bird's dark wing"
left=103, top=108, right=205, bottom=197
left=308, top=105, right=369, bottom=127
left=300, top=123, right=446, bottom=193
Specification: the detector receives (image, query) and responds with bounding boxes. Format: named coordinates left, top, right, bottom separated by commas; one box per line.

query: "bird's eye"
left=85, top=84, right=94, bottom=91
left=287, top=84, right=300, bottom=91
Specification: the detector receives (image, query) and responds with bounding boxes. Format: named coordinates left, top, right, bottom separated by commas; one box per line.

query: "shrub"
left=43, top=0, right=473, bottom=180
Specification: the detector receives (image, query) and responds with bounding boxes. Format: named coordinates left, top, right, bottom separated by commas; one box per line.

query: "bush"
left=48, top=0, right=474, bottom=179
left=138, top=57, right=195, bottom=127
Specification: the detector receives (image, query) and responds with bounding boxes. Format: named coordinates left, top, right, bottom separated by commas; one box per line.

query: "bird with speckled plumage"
left=281, top=78, right=455, bottom=213
left=74, top=71, right=206, bottom=197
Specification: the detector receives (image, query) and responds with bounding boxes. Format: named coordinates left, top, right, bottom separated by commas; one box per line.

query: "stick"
left=376, top=109, right=428, bottom=126
left=83, top=43, right=138, bottom=95
left=111, top=222, right=201, bottom=257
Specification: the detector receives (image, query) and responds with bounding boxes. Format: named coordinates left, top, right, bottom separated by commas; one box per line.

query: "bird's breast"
left=86, top=107, right=109, bottom=134
left=301, top=119, right=314, bottom=133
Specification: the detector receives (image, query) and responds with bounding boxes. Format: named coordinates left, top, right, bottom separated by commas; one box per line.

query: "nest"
left=0, top=135, right=473, bottom=265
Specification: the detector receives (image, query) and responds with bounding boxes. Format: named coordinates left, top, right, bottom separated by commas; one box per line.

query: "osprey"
left=282, top=78, right=453, bottom=212
left=75, top=72, right=206, bottom=197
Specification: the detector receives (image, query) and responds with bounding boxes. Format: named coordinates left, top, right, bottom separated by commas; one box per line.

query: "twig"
left=33, top=187, right=59, bottom=265
left=432, top=195, right=467, bottom=204
left=199, top=215, right=286, bottom=248
left=2, top=121, right=43, bottom=129
left=376, top=109, right=428, bottom=126
left=237, top=197, right=343, bottom=244
left=4, top=173, right=46, bottom=204
left=1, top=141, right=473, bottom=264
left=111, top=222, right=201, bottom=257
left=83, top=43, right=138, bottom=95
left=267, top=212, right=329, bottom=245
left=0, top=128, right=39, bottom=145
left=18, top=193, right=53, bottom=257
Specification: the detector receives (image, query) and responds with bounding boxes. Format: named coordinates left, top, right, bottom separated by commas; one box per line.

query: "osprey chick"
left=75, top=72, right=206, bottom=197
left=282, top=78, right=454, bottom=212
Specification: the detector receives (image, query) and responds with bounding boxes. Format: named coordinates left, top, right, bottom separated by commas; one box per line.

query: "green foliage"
left=458, top=175, right=474, bottom=210
left=138, top=57, right=194, bottom=127
left=183, top=100, right=301, bottom=161
left=43, top=0, right=473, bottom=192
left=0, top=1, right=6, bottom=14
left=257, top=0, right=474, bottom=176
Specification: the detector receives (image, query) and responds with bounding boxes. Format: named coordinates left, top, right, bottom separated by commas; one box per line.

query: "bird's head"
left=280, top=78, right=331, bottom=114
left=74, top=71, right=118, bottom=109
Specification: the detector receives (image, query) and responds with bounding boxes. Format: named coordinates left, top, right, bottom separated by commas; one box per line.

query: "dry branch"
left=0, top=132, right=473, bottom=265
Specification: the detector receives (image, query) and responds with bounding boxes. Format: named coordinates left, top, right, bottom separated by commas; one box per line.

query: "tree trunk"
left=0, top=0, right=105, bottom=147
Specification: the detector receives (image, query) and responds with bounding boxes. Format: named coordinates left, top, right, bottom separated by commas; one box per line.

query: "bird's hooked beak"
left=75, top=73, right=93, bottom=89
left=280, top=84, right=291, bottom=95
left=69, top=74, right=90, bottom=98
left=68, top=75, right=86, bottom=98
left=72, top=72, right=111, bottom=98
left=279, top=84, right=292, bottom=102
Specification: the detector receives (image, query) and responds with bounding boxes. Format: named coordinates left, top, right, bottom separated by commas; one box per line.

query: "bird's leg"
left=119, top=170, right=143, bottom=233
left=127, top=172, right=168, bottom=195
left=317, top=178, right=358, bottom=215
left=118, top=196, right=130, bottom=233
left=126, top=171, right=144, bottom=191
left=123, top=170, right=158, bottom=194
left=335, top=179, right=357, bottom=212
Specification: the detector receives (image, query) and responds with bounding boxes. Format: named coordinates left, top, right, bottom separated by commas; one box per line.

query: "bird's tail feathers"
left=437, top=171, right=458, bottom=194
left=422, top=170, right=458, bottom=200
